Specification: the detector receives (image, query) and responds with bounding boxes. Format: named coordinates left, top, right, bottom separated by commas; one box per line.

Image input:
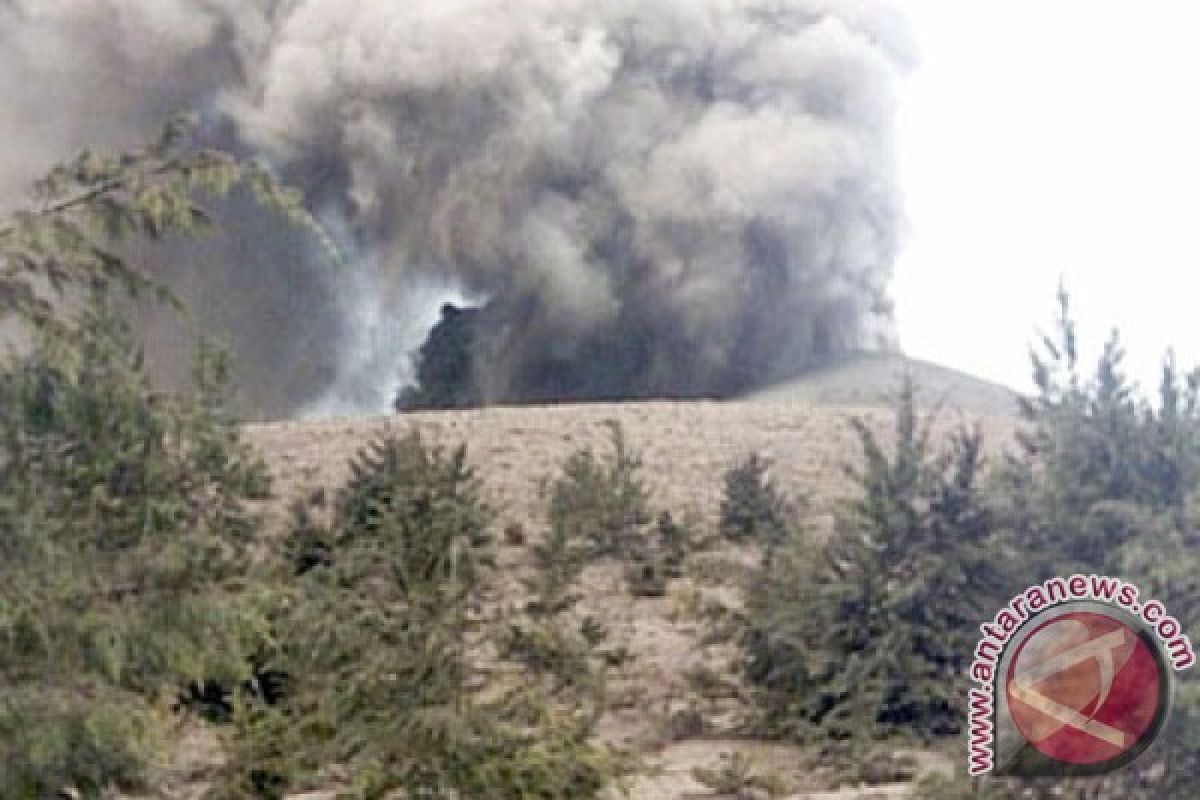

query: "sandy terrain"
left=247, top=399, right=1018, bottom=540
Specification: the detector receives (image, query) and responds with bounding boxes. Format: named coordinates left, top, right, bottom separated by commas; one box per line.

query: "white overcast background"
left=893, top=1, right=1200, bottom=394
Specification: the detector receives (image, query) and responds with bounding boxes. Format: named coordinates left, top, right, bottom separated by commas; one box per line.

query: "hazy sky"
left=893, top=1, right=1200, bottom=394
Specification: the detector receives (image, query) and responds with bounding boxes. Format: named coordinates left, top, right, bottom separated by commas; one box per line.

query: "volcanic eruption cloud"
left=0, top=0, right=914, bottom=418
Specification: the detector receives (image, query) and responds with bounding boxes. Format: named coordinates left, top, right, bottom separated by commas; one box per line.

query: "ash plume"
left=0, top=0, right=913, bottom=416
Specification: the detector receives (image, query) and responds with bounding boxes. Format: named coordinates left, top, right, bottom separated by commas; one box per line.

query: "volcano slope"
left=744, top=352, right=1021, bottom=416
left=211, top=370, right=1019, bottom=800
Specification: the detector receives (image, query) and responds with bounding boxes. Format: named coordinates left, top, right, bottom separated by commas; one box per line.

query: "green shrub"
left=0, top=118, right=319, bottom=798
left=0, top=688, right=164, bottom=798
left=1003, top=288, right=1200, bottom=573
left=218, top=432, right=621, bottom=800
left=548, top=420, right=652, bottom=559
left=498, top=614, right=619, bottom=698
left=738, top=379, right=1006, bottom=776
left=544, top=422, right=703, bottom=601
left=719, top=453, right=792, bottom=546
left=544, top=421, right=689, bottom=599
left=525, top=500, right=590, bottom=616
left=0, top=301, right=272, bottom=798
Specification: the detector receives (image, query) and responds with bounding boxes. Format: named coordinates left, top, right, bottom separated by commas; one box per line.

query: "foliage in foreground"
left=0, top=113, right=316, bottom=338
left=927, top=290, right=1200, bottom=797
left=0, top=117, right=316, bottom=798
left=736, top=378, right=1007, bottom=784
left=743, top=289, right=1200, bottom=796
left=1003, top=287, right=1200, bottom=577
left=217, top=432, right=621, bottom=799
left=0, top=302, right=271, bottom=798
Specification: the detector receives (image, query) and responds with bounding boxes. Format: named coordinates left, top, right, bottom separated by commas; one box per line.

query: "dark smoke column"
left=0, top=1, right=914, bottom=415
left=227, top=0, right=915, bottom=407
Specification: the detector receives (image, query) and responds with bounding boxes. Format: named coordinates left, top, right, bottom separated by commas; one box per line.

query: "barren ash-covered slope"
left=744, top=352, right=1023, bottom=418
left=253, top=352, right=1022, bottom=533
left=248, top=394, right=1019, bottom=542
left=219, top=367, right=1020, bottom=800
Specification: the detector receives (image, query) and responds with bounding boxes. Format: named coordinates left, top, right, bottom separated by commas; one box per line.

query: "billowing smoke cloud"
left=0, top=0, right=913, bottom=416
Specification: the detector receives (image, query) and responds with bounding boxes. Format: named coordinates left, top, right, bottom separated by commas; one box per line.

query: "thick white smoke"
left=0, top=0, right=913, bottom=416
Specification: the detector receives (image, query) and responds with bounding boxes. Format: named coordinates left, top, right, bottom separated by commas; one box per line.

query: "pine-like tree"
left=719, top=453, right=793, bottom=547
left=0, top=118, right=306, bottom=798
left=218, top=432, right=620, bottom=799
left=0, top=300, right=272, bottom=797
left=547, top=420, right=652, bottom=560
left=741, top=378, right=1006, bottom=778
left=928, top=288, right=1200, bottom=798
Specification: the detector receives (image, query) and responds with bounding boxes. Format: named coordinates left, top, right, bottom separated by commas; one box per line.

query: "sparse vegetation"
left=691, top=751, right=789, bottom=798
left=548, top=420, right=653, bottom=560
left=218, top=431, right=622, bottom=799
left=502, top=426, right=648, bottom=739
left=525, top=496, right=590, bottom=616
left=541, top=420, right=700, bottom=601
left=708, top=291, right=1200, bottom=797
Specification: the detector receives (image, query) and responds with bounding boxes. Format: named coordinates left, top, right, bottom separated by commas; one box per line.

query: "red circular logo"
left=1005, top=611, right=1165, bottom=766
